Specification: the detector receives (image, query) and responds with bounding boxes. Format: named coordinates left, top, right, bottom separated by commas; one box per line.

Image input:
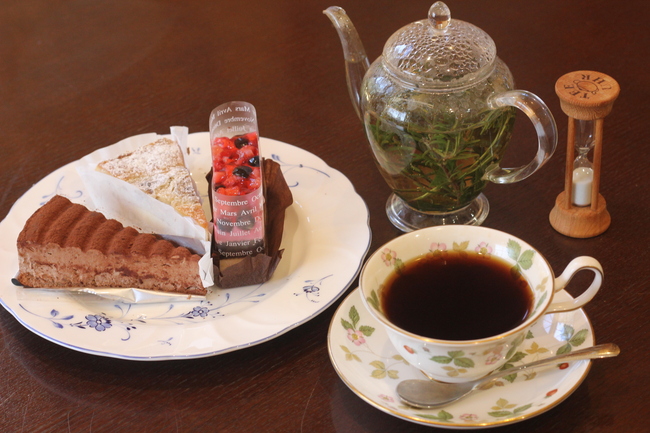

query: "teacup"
left=359, top=225, right=603, bottom=383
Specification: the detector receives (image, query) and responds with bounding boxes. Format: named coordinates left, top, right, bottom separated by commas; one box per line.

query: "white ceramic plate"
left=0, top=132, right=371, bottom=360
left=328, top=288, right=594, bottom=429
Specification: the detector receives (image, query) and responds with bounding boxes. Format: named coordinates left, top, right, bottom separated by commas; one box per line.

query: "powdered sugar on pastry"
left=96, top=138, right=209, bottom=230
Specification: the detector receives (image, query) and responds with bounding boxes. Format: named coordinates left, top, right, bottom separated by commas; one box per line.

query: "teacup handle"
left=547, top=256, right=603, bottom=313
left=484, top=90, right=558, bottom=184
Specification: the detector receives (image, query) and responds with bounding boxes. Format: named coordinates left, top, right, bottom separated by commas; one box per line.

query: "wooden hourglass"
left=549, top=70, right=620, bottom=238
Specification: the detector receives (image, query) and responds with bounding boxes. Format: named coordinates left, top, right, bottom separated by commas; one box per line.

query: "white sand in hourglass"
left=572, top=167, right=594, bottom=206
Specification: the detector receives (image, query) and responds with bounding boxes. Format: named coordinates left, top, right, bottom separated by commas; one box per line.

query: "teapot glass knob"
left=429, top=1, right=451, bottom=30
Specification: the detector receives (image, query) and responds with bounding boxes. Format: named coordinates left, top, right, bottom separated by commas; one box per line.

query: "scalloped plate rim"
left=0, top=133, right=371, bottom=360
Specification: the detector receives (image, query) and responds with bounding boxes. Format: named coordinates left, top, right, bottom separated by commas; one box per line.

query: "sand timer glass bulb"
left=549, top=70, right=619, bottom=238
left=571, top=119, right=595, bottom=206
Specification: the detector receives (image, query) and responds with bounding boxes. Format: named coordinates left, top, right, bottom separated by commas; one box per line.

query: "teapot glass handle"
left=484, top=90, right=558, bottom=184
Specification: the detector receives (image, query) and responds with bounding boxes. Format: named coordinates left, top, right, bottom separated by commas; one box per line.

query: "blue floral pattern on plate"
left=0, top=133, right=371, bottom=360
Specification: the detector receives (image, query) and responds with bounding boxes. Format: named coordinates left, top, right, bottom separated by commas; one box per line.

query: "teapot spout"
left=323, top=6, right=370, bottom=121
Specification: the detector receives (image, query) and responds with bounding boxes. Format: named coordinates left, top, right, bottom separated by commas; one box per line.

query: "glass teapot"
left=324, top=2, right=557, bottom=231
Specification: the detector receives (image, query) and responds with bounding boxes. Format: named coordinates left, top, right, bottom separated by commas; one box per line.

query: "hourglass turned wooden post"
left=549, top=70, right=619, bottom=238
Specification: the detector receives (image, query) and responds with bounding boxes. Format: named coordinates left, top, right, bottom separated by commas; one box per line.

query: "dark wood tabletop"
left=1, top=0, right=648, bottom=432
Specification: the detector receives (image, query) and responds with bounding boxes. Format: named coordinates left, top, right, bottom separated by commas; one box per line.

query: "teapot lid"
left=383, top=2, right=496, bottom=89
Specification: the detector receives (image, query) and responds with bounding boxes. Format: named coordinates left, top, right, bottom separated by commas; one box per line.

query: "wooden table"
left=1, top=1, right=648, bottom=431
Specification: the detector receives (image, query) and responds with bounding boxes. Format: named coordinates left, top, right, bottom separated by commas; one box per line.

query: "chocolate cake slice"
left=16, top=195, right=205, bottom=295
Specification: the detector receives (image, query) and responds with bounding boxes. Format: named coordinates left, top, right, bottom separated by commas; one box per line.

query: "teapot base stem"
left=386, top=194, right=489, bottom=232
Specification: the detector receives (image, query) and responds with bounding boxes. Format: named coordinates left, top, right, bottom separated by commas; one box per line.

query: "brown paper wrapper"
left=207, top=158, right=292, bottom=288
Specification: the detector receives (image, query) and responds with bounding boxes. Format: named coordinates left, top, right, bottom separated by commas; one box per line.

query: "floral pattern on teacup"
left=332, top=289, right=594, bottom=427
left=506, top=239, right=535, bottom=275
left=380, top=238, right=536, bottom=276
left=381, top=248, right=398, bottom=266
left=475, top=242, right=493, bottom=255
left=341, top=301, right=590, bottom=418
left=365, top=238, right=554, bottom=379
left=431, top=350, right=476, bottom=377
left=373, top=238, right=538, bottom=301
left=484, top=345, right=505, bottom=365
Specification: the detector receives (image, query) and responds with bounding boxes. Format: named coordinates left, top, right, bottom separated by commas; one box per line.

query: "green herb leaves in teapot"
left=366, top=106, right=516, bottom=212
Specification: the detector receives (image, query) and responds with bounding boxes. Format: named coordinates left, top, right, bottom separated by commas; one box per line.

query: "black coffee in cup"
left=381, top=251, right=533, bottom=341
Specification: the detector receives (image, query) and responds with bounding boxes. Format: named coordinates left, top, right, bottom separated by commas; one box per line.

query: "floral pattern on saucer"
left=339, top=304, right=409, bottom=379
left=328, top=288, right=594, bottom=429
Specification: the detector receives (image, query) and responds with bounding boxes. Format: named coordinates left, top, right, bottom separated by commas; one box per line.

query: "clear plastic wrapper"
left=29, top=126, right=215, bottom=302
left=210, top=102, right=265, bottom=260
left=208, top=102, right=293, bottom=288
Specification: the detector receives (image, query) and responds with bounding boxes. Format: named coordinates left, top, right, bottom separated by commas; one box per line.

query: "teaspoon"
left=397, top=343, right=619, bottom=409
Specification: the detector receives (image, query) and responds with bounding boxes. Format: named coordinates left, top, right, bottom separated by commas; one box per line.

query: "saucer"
left=328, top=288, right=594, bottom=429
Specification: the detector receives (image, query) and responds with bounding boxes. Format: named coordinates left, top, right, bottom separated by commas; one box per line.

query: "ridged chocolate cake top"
left=18, top=195, right=197, bottom=260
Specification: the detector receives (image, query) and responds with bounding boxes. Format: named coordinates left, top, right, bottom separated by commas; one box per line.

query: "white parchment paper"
left=35, top=126, right=215, bottom=303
